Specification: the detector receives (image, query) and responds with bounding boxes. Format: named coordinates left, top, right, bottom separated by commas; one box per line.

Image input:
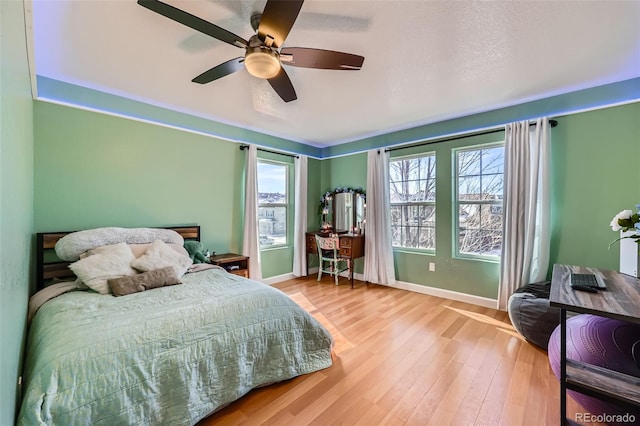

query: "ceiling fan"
left=137, top=0, right=365, bottom=102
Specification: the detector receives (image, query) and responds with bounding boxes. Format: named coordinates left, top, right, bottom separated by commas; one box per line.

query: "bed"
left=18, top=226, right=333, bottom=425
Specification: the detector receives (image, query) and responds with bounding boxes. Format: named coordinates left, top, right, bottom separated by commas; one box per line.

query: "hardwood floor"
left=199, top=276, right=599, bottom=426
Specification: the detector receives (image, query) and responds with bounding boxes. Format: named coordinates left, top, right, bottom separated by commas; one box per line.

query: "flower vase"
left=619, top=230, right=640, bottom=278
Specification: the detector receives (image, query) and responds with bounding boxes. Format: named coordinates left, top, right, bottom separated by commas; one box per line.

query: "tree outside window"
left=455, top=144, right=504, bottom=258
left=389, top=153, right=436, bottom=250
left=257, top=160, right=288, bottom=248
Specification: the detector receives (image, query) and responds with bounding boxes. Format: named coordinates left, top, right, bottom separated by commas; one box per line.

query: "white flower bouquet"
left=609, top=206, right=640, bottom=249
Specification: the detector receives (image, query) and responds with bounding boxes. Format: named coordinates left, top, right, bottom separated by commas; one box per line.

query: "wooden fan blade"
left=137, top=0, right=248, bottom=48
left=258, top=0, right=304, bottom=48
left=192, top=57, right=244, bottom=84
left=280, top=47, right=364, bottom=70
left=267, top=68, right=297, bottom=102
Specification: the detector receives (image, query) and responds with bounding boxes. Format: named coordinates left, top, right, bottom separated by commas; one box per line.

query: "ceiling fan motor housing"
left=244, top=35, right=281, bottom=79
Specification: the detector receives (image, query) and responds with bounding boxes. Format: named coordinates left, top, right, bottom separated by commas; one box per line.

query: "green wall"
left=393, top=131, right=504, bottom=298
left=319, top=152, right=368, bottom=193
left=307, top=158, right=323, bottom=231
left=28, top=83, right=640, bottom=298
left=33, top=102, right=309, bottom=280
left=1, top=0, right=35, bottom=423
left=317, top=153, right=368, bottom=273
left=33, top=102, right=246, bottom=257
left=321, top=134, right=503, bottom=298
left=319, top=102, right=640, bottom=298
left=549, top=103, right=640, bottom=270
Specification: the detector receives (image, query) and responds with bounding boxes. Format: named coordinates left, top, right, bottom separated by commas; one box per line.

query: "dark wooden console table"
left=549, top=264, right=640, bottom=425
left=305, top=231, right=365, bottom=287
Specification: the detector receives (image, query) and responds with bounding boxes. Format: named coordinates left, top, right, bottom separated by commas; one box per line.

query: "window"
left=257, top=160, right=288, bottom=248
left=455, top=144, right=504, bottom=258
left=389, top=153, right=436, bottom=249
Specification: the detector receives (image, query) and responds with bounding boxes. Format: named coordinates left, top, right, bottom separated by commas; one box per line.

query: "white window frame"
left=389, top=152, right=437, bottom=252
left=257, top=159, right=289, bottom=250
left=454, top=142, right=505, bottom=261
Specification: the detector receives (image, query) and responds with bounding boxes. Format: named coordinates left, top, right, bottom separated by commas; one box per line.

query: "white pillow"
left=55, top=227, right=184, bottom=261
left=131, top=239, right=193, bottom=277
left=127, top=243, right=189, bottom=259
left=69, top=243, right=137, bottom=294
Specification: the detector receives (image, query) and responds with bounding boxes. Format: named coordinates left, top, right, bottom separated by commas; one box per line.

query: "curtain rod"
left=239, top=144, right=299, bottom=158
left=384, top=119, right=558, bottom=153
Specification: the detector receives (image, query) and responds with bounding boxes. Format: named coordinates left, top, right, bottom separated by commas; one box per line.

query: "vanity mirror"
left=319, top=187, right=366, bottom=233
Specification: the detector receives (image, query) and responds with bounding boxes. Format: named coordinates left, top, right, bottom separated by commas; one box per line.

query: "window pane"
left=481, top=173, right=503, bottom=199
left=390, top=205, right=435, bottom=249
left=402, top=226, right=417, bottom=247
left=481, top=204, right=503, bottom=230
left=425, top=178, right=436, bottom=201
left=481, top=147, right=504, bottom=174
left=389, top=160, right=406, bottom=183
left=258, top=161, right=287, bottom=248
left=419, top=227, right=435, bottom=249
left=420, top=205, right=436, bottom=227
left=459, top=204, right=480, bottom=229
left=391, top=225, right=402, bottom=247
left=458, top=150, right=481, bottom=176
left=390, top=155, right=436, bottom=204
left=391, top=206, right=402, bottom=225
left=458, top=176, right=480, bottom=200
left=389, top=154, right=436, bottom=250
left=258, top=206, right=286, bottom=248
left=456, top=144, right=504, bottom=258
left=257, top=162, right=287, bottom=203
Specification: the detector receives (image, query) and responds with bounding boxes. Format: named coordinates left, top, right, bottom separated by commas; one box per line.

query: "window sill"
left=454, top=253, right=501, bottom=264
left=393, top=248, right=436, bottom=256
left=260, top=245, right=290, bottom=252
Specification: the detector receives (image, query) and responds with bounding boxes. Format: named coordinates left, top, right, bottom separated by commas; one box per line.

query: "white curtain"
left=498, top=118, right=551, bottom=310
left=364, top=149, right=396, bottom=285
left=292, top=155, right=308, bottom=276
left=242, top=144, right=262, bottom=281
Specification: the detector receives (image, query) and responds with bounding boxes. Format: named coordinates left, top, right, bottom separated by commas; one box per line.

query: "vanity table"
left=305, top=232, right=365, bottom=286
left=308, top=189, right=366, bottom=285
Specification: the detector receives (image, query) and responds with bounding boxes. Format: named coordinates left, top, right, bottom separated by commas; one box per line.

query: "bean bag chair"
left=507, top=281, right=560, bottom=349
left=548, top=314, right=640, bottom=423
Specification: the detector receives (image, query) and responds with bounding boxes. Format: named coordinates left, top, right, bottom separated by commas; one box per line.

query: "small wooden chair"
left=315, top=235, right=349, bottom=285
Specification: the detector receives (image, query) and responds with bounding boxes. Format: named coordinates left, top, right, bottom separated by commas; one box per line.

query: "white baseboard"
left=263, top=271, right=496, bottom=309
left=385, top=280, right=498, bottom=309
left=264, top=267, right=364, bottom=285
left=262, top=272, right=297, bottom=285
left=307, top=267, right=364, bottom=281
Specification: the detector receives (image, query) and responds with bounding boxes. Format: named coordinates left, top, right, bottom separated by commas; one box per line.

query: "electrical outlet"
left=429, top=262, right=435, bottom=272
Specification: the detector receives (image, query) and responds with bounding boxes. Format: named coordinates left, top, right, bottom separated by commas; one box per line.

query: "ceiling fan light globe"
left=244, top=48, right=280, bottom=79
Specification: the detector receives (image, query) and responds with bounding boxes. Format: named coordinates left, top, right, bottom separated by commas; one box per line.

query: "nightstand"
left=209, top=253, right=250, bottom=278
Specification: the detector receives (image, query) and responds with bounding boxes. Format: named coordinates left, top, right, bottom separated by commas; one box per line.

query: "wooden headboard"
left=35, top=226, right=200, bottom=291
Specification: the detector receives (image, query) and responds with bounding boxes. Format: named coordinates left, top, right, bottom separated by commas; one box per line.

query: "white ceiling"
left=31, top=0, right=640, bottom=148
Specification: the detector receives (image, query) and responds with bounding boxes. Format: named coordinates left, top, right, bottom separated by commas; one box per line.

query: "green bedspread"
left=18, top=269, right=333, bottom=425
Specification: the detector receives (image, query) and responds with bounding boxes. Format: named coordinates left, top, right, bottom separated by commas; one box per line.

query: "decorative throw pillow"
left=69, top=243, right=137, bottom=294
left=130, top=239, right=193, bottom=277
left=108, top=267, right=181, bottom=297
